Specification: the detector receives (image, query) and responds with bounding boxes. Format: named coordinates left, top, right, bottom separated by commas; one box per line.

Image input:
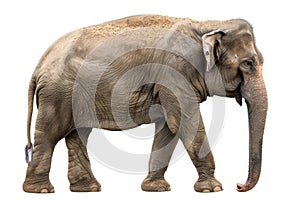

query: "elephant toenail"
left=40, top=189, right=48, bottom=193
left=213, top=186, right=222, bottom=192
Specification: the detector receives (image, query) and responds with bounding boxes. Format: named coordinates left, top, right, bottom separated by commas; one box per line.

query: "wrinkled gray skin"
left=23, top=15, right=267, bottom=193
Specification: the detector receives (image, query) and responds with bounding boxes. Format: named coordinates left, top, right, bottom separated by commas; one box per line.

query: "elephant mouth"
left=225, top=83, right=243, bottom=106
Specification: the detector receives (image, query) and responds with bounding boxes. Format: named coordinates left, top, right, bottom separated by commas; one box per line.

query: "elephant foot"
left=23, top=178, right=55, bottom=193
left=141, top=177, right=171, bottom=192
left=70, top=179, right=101, bottom=192
left=194, top=177, right=223, bottom=193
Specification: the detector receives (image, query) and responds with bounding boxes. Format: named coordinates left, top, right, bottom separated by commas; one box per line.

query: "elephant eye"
left=239, top=59, right=254, bottom=73
left=245, top=60, right=254, bottom=68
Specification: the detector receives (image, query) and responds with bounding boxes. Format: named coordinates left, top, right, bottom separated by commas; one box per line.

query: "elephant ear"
left=202, top=30, right=225, bottom=72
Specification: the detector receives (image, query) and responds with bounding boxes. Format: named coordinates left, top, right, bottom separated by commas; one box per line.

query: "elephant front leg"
left=141, top=120, right=179, bottom=192
left=181, top=120, right=223, bottom=193
left=65, top=128, right=101, bottom=192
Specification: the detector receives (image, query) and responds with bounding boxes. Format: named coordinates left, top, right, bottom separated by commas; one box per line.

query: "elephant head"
left=201, top=20, right=268, bottom=192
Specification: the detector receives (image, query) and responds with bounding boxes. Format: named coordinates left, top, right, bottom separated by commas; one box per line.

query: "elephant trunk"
left=237, top=65, right=268, bottom=192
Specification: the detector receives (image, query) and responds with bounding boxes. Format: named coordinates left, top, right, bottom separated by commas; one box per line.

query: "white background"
left=1, top=0, right=299, bottom=199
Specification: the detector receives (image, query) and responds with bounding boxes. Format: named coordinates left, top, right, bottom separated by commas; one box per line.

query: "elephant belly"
left=96, top=104, right=162, bottom=131
left=93, top=84, right=162, bottom=131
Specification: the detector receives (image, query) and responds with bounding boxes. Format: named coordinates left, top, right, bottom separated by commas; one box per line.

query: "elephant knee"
left=165, top=116, right=179, bottom=134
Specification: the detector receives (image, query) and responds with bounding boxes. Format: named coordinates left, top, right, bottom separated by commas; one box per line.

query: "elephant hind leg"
left=23, top=100, right=74, bottom=193
left=65, top=128, right=101, bottom=192
left=23, top=130, right=56, bottom=193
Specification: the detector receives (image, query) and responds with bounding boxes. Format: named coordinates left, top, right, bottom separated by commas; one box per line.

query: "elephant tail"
left=26, top=75, right=36, bottom=150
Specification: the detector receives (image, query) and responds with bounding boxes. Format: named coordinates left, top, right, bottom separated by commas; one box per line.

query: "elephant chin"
left=238, top=65, right=268, bottom=192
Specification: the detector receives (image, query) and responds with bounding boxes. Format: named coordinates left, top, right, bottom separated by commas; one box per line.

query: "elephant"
left=23, top=15, right=267, bottom=193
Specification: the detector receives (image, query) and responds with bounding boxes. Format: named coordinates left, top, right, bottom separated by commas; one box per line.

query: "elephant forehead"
left=224, top=33, right=256, bottom=60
